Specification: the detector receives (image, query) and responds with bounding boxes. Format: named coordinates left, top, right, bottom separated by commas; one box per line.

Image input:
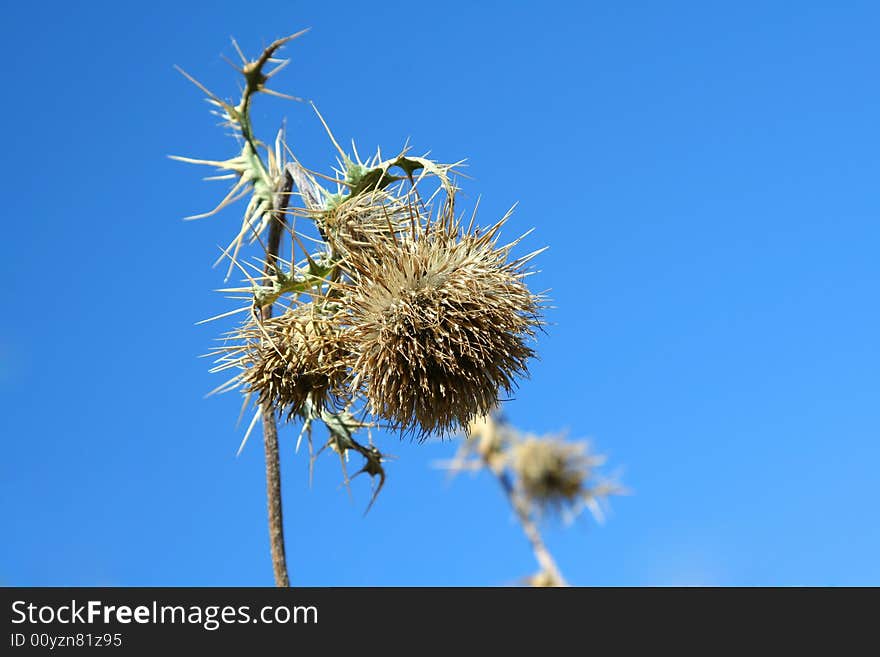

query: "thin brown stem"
left=260, top=171, right=294, bottom=587
left=261, top=399, right=289, bottom=586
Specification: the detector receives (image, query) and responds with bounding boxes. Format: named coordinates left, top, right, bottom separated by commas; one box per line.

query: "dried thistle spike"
left=216, top=302, right=351, bottom=420
left=511, top=436, right=618, bottom=517
left=319, top=188, right=411, bottom=258
left=344, top=203, right=542, bottom=437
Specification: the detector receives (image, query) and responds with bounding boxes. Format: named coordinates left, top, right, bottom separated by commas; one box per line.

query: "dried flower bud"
left=512, top=437, right=600, bottom=511
left=344, top=209, right=542, bottom=437
left=320, top=189, right=409, bottom=258
left=216, top=303, right=351, bottom=420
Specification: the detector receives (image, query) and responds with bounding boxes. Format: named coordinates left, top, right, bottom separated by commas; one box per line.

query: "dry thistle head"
left=217, top=303, right=351, bottom=420
left=512, top=437, right=607, bottom=514
left=344, top=205, right=543, bottom=437
left=320, top=188, right=411, bottom=259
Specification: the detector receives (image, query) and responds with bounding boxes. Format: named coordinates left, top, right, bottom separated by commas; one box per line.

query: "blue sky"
left=1, top=1, right=878, bottom=586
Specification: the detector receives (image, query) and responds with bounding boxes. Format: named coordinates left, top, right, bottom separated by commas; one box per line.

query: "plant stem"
left=494, top=468, right=567, bottom=586
left=261, top=398, right=289, bottom=586
left=260, top=170, right=294, bottom=587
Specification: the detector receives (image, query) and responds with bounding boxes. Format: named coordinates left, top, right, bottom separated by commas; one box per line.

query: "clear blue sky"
left=2, top=1, right=878, bottom=586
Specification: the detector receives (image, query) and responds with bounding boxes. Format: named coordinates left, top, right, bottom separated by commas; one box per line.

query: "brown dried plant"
left=175, top=32, right=616, bottom=587
left=344, top=203, right=544, bottom=437
left=214, top=303, right=352, bottom=421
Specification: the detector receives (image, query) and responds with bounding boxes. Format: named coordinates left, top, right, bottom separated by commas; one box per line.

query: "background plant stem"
left=494, top=468, right=567, bottom=586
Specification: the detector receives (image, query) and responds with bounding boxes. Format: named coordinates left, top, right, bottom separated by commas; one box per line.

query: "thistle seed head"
left=223, top=303, right=351, bottom=420
left=320, top=189, right=410, bottom=259
left=511, top=437, right=604, bottom=512
left=345, top=209, right=542, bottom=437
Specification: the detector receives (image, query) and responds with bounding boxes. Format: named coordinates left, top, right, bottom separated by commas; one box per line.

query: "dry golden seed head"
left=321, top=188, right=411, bottom=259
left=512, top=438, right=592, bottom=509
left=346, top=213, right=541, bottom=438
left=237, top=304, right=352, bottom=419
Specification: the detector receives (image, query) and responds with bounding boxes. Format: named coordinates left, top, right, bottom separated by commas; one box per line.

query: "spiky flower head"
left=216, top=303, right=351, bottom=420
left=320, top=188, right=411, bottom=259
left=511, top=437, right=611, bottom=515
left=344, top=206, right=543, bottom=437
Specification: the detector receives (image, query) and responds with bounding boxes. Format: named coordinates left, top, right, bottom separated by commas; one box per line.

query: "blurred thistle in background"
left=440, top=414, right=623, bottom=586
